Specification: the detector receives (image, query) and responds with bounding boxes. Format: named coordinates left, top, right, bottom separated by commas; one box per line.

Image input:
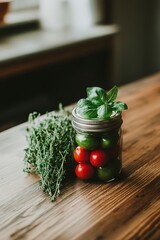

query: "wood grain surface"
left=0, top=73, right=160, bottom=240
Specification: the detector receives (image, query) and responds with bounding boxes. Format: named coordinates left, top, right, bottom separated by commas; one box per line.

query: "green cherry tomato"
left=97, top=159, right=121, bottom=181
left=75, top=133, right=99, bottom=150
left=101, top=132, right=119, bottom=149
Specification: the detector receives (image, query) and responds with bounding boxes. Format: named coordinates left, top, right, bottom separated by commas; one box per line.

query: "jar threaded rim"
left=72, top=108, right=123, bottom=133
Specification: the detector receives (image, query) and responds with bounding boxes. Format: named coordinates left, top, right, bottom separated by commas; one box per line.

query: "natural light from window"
left=11, top=0, right=39, bottom=11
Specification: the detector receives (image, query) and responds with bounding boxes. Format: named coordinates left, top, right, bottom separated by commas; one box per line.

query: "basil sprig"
left=76, top=86, right=128, bottom=119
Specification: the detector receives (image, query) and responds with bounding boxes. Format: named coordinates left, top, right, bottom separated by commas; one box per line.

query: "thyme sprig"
left=24, top=110, right=76, bottom=201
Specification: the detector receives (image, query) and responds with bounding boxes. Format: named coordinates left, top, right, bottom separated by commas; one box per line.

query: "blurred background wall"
left=111, top=0, right=160, bottom=85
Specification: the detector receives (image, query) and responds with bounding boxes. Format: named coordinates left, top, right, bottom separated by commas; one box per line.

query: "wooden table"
left=0, top=73, right=160, bottom=240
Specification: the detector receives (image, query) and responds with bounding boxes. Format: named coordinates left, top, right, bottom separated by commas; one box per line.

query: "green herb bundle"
left=76, top=86, right=128, bottom=119
left=24, top=111, right=76, bottom=201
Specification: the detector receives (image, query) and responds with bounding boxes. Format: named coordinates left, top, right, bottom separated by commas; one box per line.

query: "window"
left=1, top=0, right=40, bottom=27
left=11, top=0, right=39, bottom=11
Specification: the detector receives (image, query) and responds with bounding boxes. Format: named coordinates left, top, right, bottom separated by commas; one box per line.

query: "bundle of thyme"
left=24, top=110, right=76, bottom=201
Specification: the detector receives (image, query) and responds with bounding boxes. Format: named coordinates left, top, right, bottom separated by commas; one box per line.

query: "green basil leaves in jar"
left=72, top=86, right=128, bottom=182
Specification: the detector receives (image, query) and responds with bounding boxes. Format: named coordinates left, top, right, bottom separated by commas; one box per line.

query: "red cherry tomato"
left=73, top=146, right=90, bottom=163
left=90, top=150, right=108, bottom=167
left=75, top=163, right=94, bottom=180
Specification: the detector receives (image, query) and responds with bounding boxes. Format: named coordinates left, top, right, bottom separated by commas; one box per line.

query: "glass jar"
left=72, top=108, right=123, bottom=182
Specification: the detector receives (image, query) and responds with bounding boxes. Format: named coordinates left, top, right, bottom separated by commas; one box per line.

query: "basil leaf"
left=97, top=104, right=112, bottom=119
left=107, top=86, right=118, bottom=103
left=87, top=87, right=107, bottom=104
left=86, top=97, right=102, bottom=107
left=75, top=86, right=128, bottom=120
left=76, top=105, right=97, bottom=119
left=77, top=98, right=92, bottom=108
left=112, top=101, right=128, bottom=111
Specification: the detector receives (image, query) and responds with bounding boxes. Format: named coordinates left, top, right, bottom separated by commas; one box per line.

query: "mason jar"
left=72, top=108, right=123, bottom=182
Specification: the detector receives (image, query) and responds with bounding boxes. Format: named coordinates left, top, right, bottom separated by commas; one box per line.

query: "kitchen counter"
left=0, top=73, right=160, bottom=240
left=0, top=24, right=118, bottom=78
left=0, top=24, right=119, bottom=131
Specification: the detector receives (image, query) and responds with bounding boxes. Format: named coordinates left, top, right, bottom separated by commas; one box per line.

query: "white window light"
left=11, top=0, right=39, bottom=11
